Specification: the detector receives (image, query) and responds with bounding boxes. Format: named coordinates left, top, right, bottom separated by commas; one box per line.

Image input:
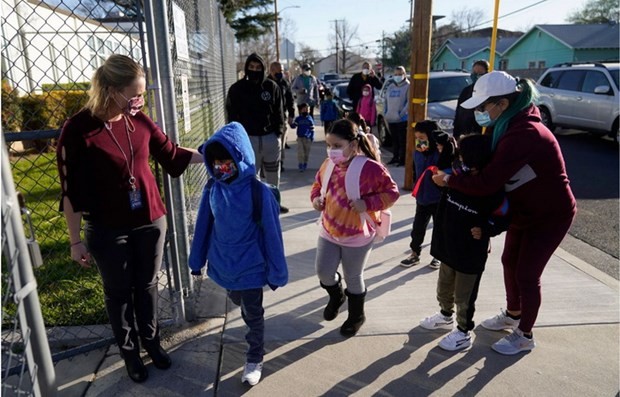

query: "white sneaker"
left=439, top=328, right=472, bottom=351
left=481, top=309, right=520, bottom=331
left=492, top=328, right=536, bottom=355
left=241, top=362, right=263, bottom=386
left=420, top=312, right=454, bottom=330
left=428, top=258, right=441, bottom=269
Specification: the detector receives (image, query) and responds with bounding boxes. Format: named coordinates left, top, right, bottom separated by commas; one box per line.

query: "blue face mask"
left=474, top=110, right=496, bottom=127
left=393, top=75, right=403, bottom=84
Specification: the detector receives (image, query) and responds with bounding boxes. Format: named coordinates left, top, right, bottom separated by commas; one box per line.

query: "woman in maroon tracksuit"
left=433, top=71, right=576, bottom=355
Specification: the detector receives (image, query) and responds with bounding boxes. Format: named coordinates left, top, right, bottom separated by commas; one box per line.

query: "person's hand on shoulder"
left=432, top=172, right=448, bottom=187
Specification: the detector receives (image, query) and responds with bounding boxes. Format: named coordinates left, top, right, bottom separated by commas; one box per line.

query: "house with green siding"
left=432, top=24, right=619, bottom=79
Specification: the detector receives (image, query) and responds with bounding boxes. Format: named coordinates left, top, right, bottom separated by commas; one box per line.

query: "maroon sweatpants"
left=501, top=213, right=575, bottom=333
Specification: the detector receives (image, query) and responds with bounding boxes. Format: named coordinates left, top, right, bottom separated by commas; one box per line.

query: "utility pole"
left=405, top=0, right=433, bottom=190
left=334, top=19, right=340, bottom=74
left=275, top=0, right=280, bottom=60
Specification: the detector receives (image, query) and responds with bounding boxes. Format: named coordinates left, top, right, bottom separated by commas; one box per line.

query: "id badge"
left=129, top=189, right=143, bottom=210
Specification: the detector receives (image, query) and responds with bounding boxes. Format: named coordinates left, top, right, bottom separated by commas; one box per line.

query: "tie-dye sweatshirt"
left=311, top=157, right=400, bottom=246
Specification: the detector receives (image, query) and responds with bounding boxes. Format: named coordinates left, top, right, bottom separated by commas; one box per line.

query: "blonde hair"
left=83, top=54, right=145, bottom=117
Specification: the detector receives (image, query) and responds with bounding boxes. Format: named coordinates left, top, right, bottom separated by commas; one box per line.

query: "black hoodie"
left=225, top=53, right=285, bottom=136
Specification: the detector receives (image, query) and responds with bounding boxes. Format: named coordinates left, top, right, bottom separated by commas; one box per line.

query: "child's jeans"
left=436, top=263, right=483, bottom=331
left=409, top=202, right=438, bottom=255
left=228, top=288, right=265, bottom=363
left=297, top=137, right=312, bottom=164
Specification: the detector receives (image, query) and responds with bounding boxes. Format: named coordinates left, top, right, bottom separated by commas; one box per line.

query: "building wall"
left=504, top=29, right=573, bottom=70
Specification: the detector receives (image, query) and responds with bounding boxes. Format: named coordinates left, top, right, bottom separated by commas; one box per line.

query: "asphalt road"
left=554, top=129, right=619, bottom=279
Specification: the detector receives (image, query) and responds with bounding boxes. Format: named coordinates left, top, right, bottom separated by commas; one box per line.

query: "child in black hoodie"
left=420, top=133, right=509, bottom=351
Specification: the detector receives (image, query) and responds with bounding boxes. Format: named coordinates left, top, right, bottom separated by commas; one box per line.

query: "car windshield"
left=335, top=85, right=349, bottom=99
left=428, top=76, right=471, bottom=102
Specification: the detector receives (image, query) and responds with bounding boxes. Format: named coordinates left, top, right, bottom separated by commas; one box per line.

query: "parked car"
left=536, top=62, right=619, bottom=141
left=331, top=82, right=353, bottom=114
left=375, top=71, right=472, bottom=146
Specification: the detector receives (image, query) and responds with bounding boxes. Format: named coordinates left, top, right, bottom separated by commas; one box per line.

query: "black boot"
left=340, top=289, right=367, bottom=337
left=320, top=272, right=346, bottom=321
left=122, top=349, right=148, bottom=383
left=144, top=344, right=172, bottom=369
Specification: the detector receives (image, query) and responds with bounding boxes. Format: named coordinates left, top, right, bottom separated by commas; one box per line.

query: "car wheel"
left=611, top=118, right=619, bottom=143
left=377, top=119, right=391, bottom=147
left=539, top=107, right=556, bottom=132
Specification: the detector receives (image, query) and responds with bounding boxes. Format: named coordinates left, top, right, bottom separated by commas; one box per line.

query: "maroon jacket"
left=448, top=105, right=576, bottom=229
left=57, top=110, right=192, bottom=228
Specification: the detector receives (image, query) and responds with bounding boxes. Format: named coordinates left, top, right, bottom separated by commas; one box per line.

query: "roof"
left=537, top=23, right=620, bottom=49
left=438, top=37, right=520, bottom=59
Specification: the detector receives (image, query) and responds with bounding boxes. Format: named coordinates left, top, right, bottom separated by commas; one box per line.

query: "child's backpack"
left=320, top=156, right=392, bottom=243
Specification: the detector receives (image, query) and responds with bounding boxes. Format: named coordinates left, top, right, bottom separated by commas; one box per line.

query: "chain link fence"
left=1, top=1, right=236, bottom=393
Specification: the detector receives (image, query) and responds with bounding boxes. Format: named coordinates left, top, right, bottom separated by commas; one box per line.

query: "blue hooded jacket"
left=188, top=122, right=288, bottom=290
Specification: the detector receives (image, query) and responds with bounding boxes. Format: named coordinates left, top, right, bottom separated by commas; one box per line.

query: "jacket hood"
left=200, top=122, right=256, bottom=184
left=244, top=53, right=266, bottom=82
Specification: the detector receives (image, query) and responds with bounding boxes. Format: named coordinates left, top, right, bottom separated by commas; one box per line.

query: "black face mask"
left=275, top=72, right=283, bottom=80
left=247, top=70, right=263, bottom=82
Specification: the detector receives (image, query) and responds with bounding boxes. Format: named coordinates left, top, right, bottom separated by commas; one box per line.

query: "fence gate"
left=1, top=0, right=236, bottom=393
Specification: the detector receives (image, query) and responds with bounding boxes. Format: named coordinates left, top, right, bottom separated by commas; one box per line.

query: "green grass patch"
left=4, top=152, right=108, bottom=326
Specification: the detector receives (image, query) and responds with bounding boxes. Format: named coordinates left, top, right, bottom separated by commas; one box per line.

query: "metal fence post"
left=1, top=133, right=57, bottom=396
left=147, top=0, right=196, bottom=321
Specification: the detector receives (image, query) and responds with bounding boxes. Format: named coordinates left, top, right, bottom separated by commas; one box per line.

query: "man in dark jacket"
left=452, top=59, right=490, bottom=139
left=226, top=53, right=288, bottom=213
left=268, top=61, right=295, bottom=170
left=347, top=61, right=383, bottom=110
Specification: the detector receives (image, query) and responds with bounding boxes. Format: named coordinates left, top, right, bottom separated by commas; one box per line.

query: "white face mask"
left=362, top=68, right=370, bottom=75
left=362, top=90, right=370, bottom=97
left=393, top=75, right=403, bottom=83
left=303, top=70, right=311, bottom=76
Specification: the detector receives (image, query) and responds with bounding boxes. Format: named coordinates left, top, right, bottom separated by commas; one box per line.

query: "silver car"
left=536, top=62, right=619, bottom=141
left=375, top=71, right=472, bottom=145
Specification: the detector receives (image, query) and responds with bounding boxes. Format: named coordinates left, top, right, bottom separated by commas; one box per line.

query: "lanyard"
left=104, top=116, right=136, bottom=190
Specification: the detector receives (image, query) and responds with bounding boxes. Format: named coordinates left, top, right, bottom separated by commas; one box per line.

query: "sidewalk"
left=57, top=125, right=619, bottom=396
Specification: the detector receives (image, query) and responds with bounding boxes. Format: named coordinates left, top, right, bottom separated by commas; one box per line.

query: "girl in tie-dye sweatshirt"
left=310, top=119, right=399, bottom=337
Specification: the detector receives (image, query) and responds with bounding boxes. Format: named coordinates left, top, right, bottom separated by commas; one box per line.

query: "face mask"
left=303, top=70, right=311, bottom=76
left=327, top=148, right=348, bottom=165
left=213, top=162, right=238, bottom=181
left=247, top=70, right=263, bottom=81
left=362, top=90, right=370, bottom=97
left=274, top=72, right=283, bottom=80
left=474, top=110, right=495, bottom=127
left=415, top=139, right=429, bottom=152
left=362, top=68, right=370, bottom=75
left=393, top=75, right=403, bottom=83
left=301, top=111, right=308, bottom=116
left=119, top=93, right=144, bottom=116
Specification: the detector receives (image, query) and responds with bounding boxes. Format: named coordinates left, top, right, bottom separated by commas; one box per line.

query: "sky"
left=277, top=0, right=590, bottom=57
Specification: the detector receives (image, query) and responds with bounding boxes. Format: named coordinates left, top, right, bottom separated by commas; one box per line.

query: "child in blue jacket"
left=189, top=122, right=288, bottom=386
left=320, top=90, right=340, bottom=133
left=291, top=102, right=315, bottom=172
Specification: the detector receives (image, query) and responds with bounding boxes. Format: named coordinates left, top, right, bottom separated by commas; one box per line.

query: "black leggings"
left=85, top=216, right=167, bottom=353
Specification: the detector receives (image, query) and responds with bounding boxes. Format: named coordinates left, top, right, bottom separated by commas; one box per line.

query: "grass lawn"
left=5, top=151, right=107, bottom=326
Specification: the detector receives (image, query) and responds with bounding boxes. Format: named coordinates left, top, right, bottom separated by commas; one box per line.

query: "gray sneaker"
left=400, top=253, right=420, bottom=268
left=492, top=328, right=536, bottom=355
left=481, top=309, right=520, bottom=331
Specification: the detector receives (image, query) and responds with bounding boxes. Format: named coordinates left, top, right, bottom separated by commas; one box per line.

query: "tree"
left=218, top=0, right=276, bottom=42
left=384, top=27, right=411, bottom=70
left=568, top=0, right=620, bottom=23
left=328, top=19, right=360, bottom=74
left=450, top=7, right=485, bottom=35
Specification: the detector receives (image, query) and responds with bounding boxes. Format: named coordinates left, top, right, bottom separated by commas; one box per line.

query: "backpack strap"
left=344, top=156, right=374, bottom=236
left=320, top=160, right=336, bottom=199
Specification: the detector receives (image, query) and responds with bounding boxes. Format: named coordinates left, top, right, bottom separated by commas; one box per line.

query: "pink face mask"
left=327, top=149, right=348, bottom=165
left=120, top=93, right=145, bottom=116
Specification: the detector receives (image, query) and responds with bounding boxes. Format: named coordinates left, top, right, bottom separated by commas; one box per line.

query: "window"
left=539, top=70, right=563, bottom=88
left=582, top=71, right=611, bottom=94
left=499, top=59, right=508, bottom=70
left=556, top=70, right=586, bottom=91
left=538, top=61, right=546, bottom=69
left=528, top=61, right=536, bottom=69
left=460, top=61, right=465, bottom=70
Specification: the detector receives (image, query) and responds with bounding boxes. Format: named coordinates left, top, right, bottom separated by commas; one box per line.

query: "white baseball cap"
left=461, top=71, right=519, bottom=109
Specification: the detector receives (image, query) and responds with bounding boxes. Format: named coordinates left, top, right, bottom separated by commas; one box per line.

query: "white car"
left=536, top=62, right=619, bottom=141
left=375, top=71, right=472, bottom=145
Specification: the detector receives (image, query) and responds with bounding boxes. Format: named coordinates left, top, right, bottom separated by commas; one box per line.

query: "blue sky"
left=279, top=0, right=589, bottom=56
